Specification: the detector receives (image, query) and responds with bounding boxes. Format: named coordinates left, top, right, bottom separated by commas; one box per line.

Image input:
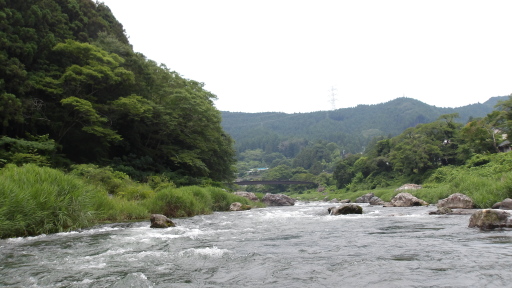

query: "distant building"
left=499, top=140, right=511, bottom=153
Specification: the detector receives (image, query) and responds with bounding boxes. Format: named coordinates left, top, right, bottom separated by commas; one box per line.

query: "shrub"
left=70, top=164, right=130, bottom=194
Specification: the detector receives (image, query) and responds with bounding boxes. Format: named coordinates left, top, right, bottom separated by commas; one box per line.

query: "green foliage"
left=0, top=164, right=104, bottom=238
left=0, top=135, right=57, bottom=167
left=144, top=186, right=251, bottom=218
left=70, top=164, right=129, bottom=194
left=1, top=1, right=236, bottom=183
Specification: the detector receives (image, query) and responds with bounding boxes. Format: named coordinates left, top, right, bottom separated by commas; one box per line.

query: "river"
left=1, top=202, right=511, bottom=287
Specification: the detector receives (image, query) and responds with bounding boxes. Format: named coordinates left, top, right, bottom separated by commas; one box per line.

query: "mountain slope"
left=221, top=96, right=507, bottom=154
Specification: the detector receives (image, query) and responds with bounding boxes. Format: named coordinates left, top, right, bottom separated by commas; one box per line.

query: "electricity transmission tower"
left=329, top=86, right=337, bottom=110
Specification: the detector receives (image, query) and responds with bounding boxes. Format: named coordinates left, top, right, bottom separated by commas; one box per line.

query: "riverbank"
left=0, top=164, right=260, bottom=239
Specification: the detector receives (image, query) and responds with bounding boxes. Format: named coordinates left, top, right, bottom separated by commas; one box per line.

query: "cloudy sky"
left=100, top=0, right=512, bottom=113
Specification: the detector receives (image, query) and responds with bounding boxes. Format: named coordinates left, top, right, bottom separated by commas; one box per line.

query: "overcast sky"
left=100, top=0, right=512, bottom=113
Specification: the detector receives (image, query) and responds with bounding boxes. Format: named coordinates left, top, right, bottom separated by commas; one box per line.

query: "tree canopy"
left=0, top=0, right=236, bottom=184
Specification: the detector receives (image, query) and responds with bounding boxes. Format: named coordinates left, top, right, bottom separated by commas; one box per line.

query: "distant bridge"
left=234, top=180, right=316, bottom=185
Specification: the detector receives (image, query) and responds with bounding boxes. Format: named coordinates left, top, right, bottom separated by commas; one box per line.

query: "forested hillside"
left=0, top=0, right=235, bottom=183
left=222, top=96, right=505, bottom=155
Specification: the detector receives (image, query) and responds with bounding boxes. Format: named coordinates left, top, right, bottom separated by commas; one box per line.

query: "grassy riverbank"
left=289, top=153, right=512, bottom=209
left=0, top=164, right=257, bottom=239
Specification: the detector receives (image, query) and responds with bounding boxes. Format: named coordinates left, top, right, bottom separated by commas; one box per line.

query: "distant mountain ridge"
left=221, top=96, right=508, bottom=154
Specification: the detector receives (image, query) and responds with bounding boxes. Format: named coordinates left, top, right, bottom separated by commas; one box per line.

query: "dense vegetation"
left=2, top=0, right=512, bottom=239
left=222, top=96, right=505, bottom=156
left=229, top=97, right=508, bottom=193
left=0, top=164, right=255, bottom=239
left=271, top=97, right=512, bottom=208
left=0, top=0, right=245, bottom=238
left=0, top=0, right=235, bottom=184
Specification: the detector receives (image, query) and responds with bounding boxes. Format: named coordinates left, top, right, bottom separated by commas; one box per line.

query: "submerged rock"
left=150, top=214, right=175, bottom=228
left=429, top=207, right=453, bottom=215
left=328, top=204, right=363, bottom=215
left=111, top=272, right=153, bottom=288
left=390, top=192, right=428, bottom=207
left=468, top=209, right=512, bottom=230
left=262, top=193, right=295, bottom=206
left=437, top=193, right=475, bottom=209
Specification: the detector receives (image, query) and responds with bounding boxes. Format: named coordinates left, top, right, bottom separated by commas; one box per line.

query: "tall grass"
left=0, top=165, right=263, bottom=238
left=143, top=186, right=256, bottom=218
left=0, top=164, right=104, bottom=238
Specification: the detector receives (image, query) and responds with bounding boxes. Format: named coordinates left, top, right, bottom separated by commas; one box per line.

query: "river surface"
left=1, top=202, right=512, bottom=287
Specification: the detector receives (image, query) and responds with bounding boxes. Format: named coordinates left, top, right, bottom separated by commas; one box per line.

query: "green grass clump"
left=0, top=165, right=264, bottom=238
left=144, top=186, right=259, bottom=217
left=0, top=164, right=105, bottom=238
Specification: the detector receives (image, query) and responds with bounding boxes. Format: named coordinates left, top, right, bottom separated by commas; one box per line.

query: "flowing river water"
left=1, top=202, right=512, bottom=287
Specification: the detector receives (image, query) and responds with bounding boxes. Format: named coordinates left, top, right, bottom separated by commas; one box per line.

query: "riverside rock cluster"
left=148, top=186, right=512, bottom=232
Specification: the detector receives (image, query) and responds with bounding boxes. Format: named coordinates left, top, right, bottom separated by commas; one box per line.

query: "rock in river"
left=328, top=204, right=363, bottom=215
left=355, top=193, right=375, bottom=203
left=468, top=209, right=512, bottom=230
left=150, top=214, right=176, bottom=228
left=262, top=193, right=295, bottom=206
left=437, top=193, right=475, bottom=209
left=390, top=192, right=428, bottom=207
left=492, top=198, right=512, bottom=210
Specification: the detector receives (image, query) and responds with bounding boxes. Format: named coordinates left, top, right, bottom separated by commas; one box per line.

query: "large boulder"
left=262, top=193, right=295, bottom=206
left=229, top=202, right=251, bottom=211
left=233, top=191, right=259, bottom=202
left=437, top=193, right=475, bottom=209
left=468, top=209, right=512, bottom=230
left=390, top=192, right=428, bottom=207
left=328, top=204, right=363, bottom=215
left=492, top=198, right=512, bottom=210
left=150, top=214, right=175, bottom=228
left=355, top=193, right=375, bottom=203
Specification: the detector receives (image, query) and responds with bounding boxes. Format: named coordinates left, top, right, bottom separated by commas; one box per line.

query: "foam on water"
left=179, top=246, right=230, bottom=258
left=2, top=202, right=512, bottom=288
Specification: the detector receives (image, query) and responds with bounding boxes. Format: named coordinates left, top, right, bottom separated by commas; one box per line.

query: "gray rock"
left=429, top=207, right=452, bottom=215
left=262, top=193, right=295, bottom=206
left=233, top=191, right=259, bottom=202
left=468, top=209, right=512, bottom=230
left=355, top=193, right=375, bottom=203
left=328, top=204, right=363, bottom=215
left=369, top=196, right=385, bottom=205
left=499, top=198, right=512, bottom=210
left=229, top=202, right=251, bottom=211
left=390, top=192, right=428, bottom=207
left=150, top=214, right=175, bottom=228
left=492, top=202, right=502, bottom=209
left=437, top=193, right=475, bottom=209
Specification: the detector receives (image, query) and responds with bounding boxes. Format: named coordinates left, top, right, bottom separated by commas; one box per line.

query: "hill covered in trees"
left=0, top=0, right=235, bottom=184
left=222, top=96, right=506, bottom=156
